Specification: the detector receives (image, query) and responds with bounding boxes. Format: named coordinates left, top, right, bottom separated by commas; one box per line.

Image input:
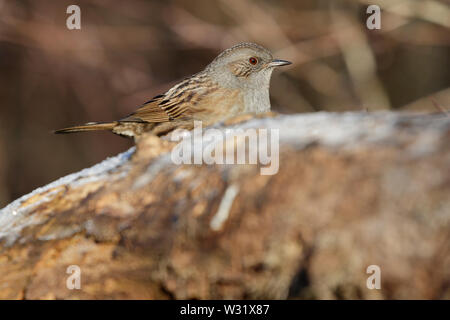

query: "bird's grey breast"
left=243, top=87, right=271, bottom=113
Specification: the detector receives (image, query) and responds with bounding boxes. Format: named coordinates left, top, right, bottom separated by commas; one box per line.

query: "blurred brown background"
left=0, top=0, right=449, bottom=207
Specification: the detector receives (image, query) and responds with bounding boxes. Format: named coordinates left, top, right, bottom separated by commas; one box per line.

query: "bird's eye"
left=249, top=57, right=258, bottom=65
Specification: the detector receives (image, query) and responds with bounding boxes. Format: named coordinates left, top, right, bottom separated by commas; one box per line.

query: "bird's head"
left=207, top=43, right=291, bottom=90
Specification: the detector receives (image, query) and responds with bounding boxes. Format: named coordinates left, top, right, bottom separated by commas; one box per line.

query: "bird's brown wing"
left=119, top=94, right=170, bottom=123
left=120, top=74, right=217, bottom=124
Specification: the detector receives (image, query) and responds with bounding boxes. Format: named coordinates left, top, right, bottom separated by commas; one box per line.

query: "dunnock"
left=55, top=42, right=291, bottom=139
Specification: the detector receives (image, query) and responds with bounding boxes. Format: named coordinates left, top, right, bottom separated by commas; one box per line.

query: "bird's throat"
left=243, top=87, right=271, bottom=113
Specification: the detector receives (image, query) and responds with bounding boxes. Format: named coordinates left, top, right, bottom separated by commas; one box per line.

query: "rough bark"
left=0, top=112, right=449, bottom=299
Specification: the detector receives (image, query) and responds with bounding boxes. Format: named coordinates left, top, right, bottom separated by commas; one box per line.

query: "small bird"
left=55, top=43, right=291, bottom=139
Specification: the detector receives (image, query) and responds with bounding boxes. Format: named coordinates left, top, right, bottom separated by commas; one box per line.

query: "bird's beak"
left=268, top=59, right=292, bottom=67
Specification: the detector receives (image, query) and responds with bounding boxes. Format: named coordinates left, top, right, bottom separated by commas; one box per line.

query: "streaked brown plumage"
left=54, top=43, right=291, bottom=139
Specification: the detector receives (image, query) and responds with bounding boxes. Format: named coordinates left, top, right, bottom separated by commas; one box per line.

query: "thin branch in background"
left=219, top=0, right=294, bottom=48
left=431, top=98, right=450, bottom=117
left=331, top=11, right=391, bottom=111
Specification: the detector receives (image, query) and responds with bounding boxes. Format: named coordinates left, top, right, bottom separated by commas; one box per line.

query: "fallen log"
left=0, top=112, right=449, bottom=299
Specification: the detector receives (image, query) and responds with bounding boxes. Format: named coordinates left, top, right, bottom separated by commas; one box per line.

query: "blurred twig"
left=331, top=10, right=391, bottom=110
left=431, top=97, right=450, bottom=116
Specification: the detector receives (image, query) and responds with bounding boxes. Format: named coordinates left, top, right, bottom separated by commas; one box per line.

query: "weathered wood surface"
left=0, top=112, right=449, bottom=299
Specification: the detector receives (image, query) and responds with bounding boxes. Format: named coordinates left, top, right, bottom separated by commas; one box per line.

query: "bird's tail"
left=54, top=122, right=117, bottom=134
